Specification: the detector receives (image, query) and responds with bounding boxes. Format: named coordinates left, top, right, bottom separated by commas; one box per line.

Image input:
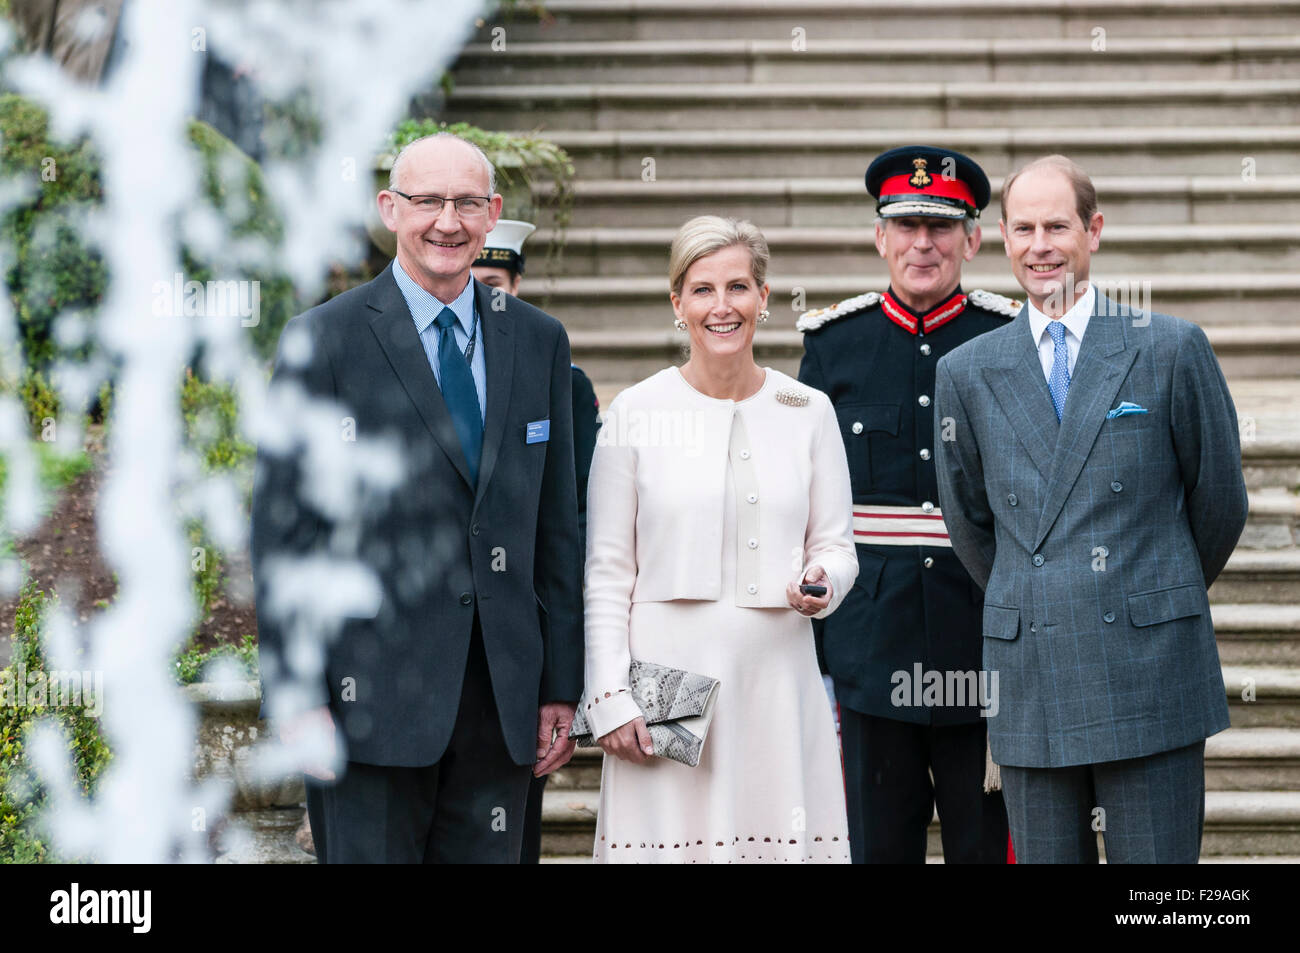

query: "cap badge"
left=909, top=157, right=932, bottom=188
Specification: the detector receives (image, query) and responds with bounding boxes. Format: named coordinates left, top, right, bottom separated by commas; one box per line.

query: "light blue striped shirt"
left=392, top=259, right=487, bottom=422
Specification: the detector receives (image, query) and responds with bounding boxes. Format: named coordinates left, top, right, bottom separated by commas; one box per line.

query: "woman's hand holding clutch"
left=598, top=716, right=654, bottom=764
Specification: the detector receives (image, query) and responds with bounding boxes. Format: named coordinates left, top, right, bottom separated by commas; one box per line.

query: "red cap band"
left=878, top=172, right=976, bottom=208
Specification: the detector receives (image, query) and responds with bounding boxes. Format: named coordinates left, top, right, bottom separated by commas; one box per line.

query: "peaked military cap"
left=865, top=145, right=991, bottom=220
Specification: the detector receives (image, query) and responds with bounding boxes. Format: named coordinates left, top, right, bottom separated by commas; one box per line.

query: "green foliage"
left=188, top=521, right=225, bottom=631
left=0, top=585, right=112, bottom=863
left=0, top=441, right=93, bottom=500
left=180, top=367, right=254, bottom=476
left=173, top=634, right=258, bottom=686
left=0, top=94, right=300, bottom=387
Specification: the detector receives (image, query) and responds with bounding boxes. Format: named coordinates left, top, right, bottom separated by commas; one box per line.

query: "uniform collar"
left=881, top=286, right=967, bottom=335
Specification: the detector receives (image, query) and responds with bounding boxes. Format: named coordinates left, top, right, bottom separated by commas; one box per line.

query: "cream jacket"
left=581, top=366, right=858, bottom=738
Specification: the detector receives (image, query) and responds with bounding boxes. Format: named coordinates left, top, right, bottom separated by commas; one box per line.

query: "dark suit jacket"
left=934, top=295, right=1247, bottom=768
left=251, top=264, right=584, bottom=767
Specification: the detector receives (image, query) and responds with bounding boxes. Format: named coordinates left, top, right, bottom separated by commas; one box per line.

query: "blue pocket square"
left=1106, top=401, right=1149, bottom=419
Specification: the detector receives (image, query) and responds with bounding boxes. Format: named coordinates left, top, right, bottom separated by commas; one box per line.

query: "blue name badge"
left=526, top=419, right=550, bottom=444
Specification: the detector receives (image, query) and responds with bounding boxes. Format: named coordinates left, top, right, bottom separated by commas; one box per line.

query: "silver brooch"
left=775, top=387, right=810, bottom=407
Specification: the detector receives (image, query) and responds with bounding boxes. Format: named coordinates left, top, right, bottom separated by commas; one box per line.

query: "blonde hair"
left=668, top=216, right=770, bottom=297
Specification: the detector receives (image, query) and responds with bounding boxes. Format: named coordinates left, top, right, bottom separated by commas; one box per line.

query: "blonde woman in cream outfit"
left=582, top=216, right=857, bottom=863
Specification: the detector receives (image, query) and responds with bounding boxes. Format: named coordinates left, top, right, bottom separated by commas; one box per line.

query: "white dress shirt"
left=1027, top=283, right=1095, bottom=383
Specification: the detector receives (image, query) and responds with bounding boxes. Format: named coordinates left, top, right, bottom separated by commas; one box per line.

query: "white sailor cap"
left=475, top=219, right=537, bottom=275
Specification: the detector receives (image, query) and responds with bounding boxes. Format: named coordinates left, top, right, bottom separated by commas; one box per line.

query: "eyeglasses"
left=389, top=190, right=493, bottom=217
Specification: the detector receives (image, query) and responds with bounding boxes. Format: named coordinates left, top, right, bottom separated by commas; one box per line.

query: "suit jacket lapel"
left=1032, top=294, right=1139, bottom=549
left=980, top=310, right=1058, bottom=480
left=473, top=280, right=516, bottom=509
left=366, top=264, right=474, bottom=490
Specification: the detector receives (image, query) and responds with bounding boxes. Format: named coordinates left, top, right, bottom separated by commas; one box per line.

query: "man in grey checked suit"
left=933, top=155, right=1248, bottom=863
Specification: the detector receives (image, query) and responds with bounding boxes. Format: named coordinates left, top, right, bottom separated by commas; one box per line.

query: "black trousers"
left=519, top=773, right=547, bottom=864
left=305, top=618, right=531, bottom=863
left=840, top=708, right=1009, bottom=864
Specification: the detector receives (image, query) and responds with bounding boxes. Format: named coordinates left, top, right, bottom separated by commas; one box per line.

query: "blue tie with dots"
left=1047, top=320, right=1071, bottom=421
left=434, top=307, right=482, bottom=483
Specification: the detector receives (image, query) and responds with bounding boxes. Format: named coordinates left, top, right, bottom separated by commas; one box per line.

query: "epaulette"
left=967, top=289, right=1023, bottom=318
left=796, top=292, right=882, bottom=332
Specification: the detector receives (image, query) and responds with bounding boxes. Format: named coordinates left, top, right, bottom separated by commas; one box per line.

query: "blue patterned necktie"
left=434, top=307, right=482, bottom=483
left=1047, top=320, right=1071, bottom=421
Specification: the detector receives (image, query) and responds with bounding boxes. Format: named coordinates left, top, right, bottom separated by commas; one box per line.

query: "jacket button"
left=920, top=343, right=932, bottom=356
left=851, top=422, right=863, bottom=435
left=923, top=557, right=934, bottom=568
left=1032, top=554, right=1045, bottom=567
left=746, top=583, right=757, bottom=595
left=918, top=448, right=931, bottom=461
left=921, top=501, right=935, bottom=513
left=459, top=592, right=473, bottom=606
left=918, top=394, right=931, bottom=407
left=1111, top=481, right=1123, bottom=492
left=471, top=523, right=480, bottom=536
left=1030, top=623, right=1038, bottom=633
left=740, top=449, right=751, bottom=460
left=1008, top=493, right=1018, bottom=506
left=747, top=538, right=759, bottom=549
left=1103, top=610, right=1116, bottom=623
left=746, top=493, right=758, bottom=504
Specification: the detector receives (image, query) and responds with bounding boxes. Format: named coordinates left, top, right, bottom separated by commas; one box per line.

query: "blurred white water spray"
left=2, top=0, right=482, bottom=861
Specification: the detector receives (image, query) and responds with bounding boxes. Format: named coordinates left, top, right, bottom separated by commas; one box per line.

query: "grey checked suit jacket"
left=934, top=294, right=1247, bottom=769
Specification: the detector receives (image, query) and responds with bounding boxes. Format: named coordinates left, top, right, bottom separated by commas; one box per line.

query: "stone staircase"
left=445, top=0, right=1300, bottom=862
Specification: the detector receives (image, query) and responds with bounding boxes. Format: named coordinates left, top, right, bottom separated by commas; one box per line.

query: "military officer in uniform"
left=471, top=219, right=601, bottom=864
left=797, top=146, right=1014, bottom=864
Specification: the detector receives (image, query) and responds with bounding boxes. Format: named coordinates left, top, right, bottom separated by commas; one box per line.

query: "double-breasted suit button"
left=1007, top=493, right=1018, bottom=506
left=471, top=523, right=480, bottom=536
left=1103, top=611, right=1116, bottom=623
left=459, top=592, right=473, bottom=606
left=746, top=583, right=758, bottom=595
left=1030, top=623, right=1038, bottom=633
left=1111, top=481, right=1123, bottom=492
left=918, top=394, right=931, bottom=407
left=921, top=501, right=935, bottom=513
left=740, top=449, right=751, bottom=460
left=747, top=538, right=759, bottom=549
left=1032, top=554, right=1045, bottom=567
left=851, top=421, right=864, bottom=434
left=919, top=343, right=931, bottom=356
left=923, top=557, right=934, bottom=568
left=746, top=493, right=758, bottom=503
left=919, top=448, right=931, bottom=460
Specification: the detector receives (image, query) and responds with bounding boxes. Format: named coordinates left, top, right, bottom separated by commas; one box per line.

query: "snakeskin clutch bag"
left=570, top=659, right=721, bottom=767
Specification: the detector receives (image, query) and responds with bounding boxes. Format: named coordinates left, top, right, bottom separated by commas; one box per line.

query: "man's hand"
left=787, top=564, right=833, bottom=617
left=534, top=702, right=578, bottom=777
left=278, top=705, right=339, bottom=781
left=597, top=716, right=654, bottom=764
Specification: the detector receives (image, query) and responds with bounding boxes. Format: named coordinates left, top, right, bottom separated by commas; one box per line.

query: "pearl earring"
left=674, top=318, right=687, bottom=330
left=758, top=309, right=770, bottom=323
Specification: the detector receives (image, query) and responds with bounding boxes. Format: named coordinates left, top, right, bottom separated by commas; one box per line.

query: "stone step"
left=564, top=325, right=1300, bottom=391
left=1242, top=437, right=1300, bottom=490
left=533, top=273, right=1300, bottom=329
left=1205, top=727, right=1300, bottom=790
left=454, top=36, right=1300, bottom=85
left=444, top=79, right=1300, bottom=131
left=479, top=0, right=1300, bottom=42
left=539, top=788, right=1300, bottom=857
left=1223, top=664, right=1300, bottom=726
left=1214, top=604, right=1300, bottom=666
left=538, top=126, right=1300, bottom=178
left=1240, top=490, right=1300, bottom=550
left=533, top=224, right=1300, bottom=278
left=1212, top=550, right=1300, bottom=604
left=532, top=175, right=1300, bottom=228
